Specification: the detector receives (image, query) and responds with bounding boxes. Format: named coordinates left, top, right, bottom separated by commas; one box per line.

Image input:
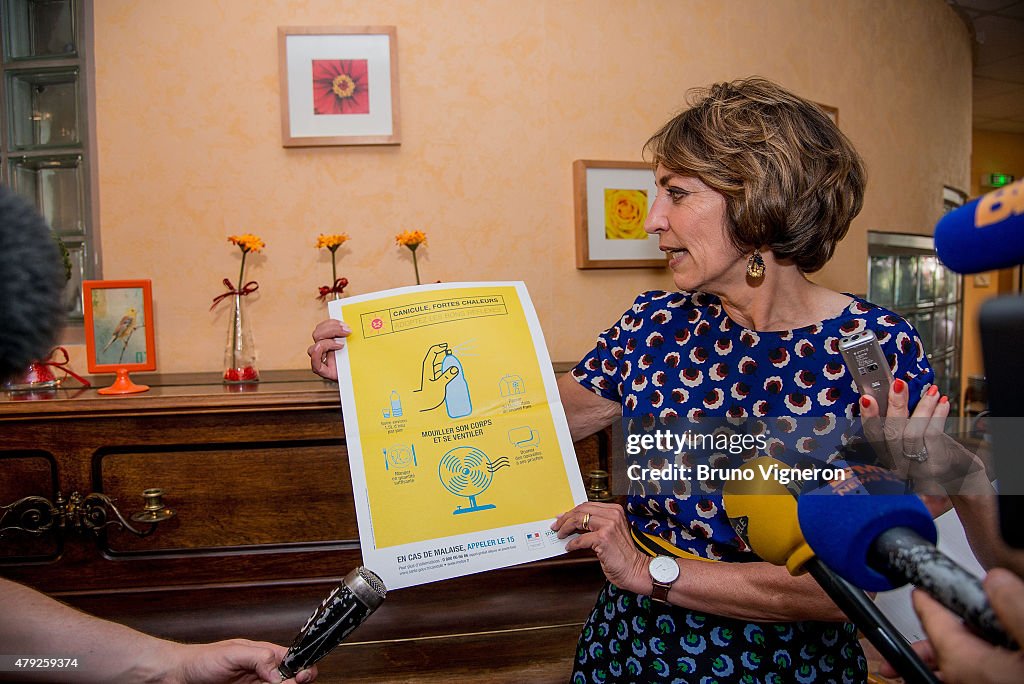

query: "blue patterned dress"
left=570, top=290, right=933, bottom=684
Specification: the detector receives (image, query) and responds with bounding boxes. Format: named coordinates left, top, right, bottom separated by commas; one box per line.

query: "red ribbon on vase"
left=40, top=346, right=91, bottom=388
left=210, top=278, right=259, bottom=310
left=318, top=277, right=349, bottom=301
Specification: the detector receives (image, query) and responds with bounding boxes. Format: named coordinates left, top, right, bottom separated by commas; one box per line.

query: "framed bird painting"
left=83, top=279, right=156, bottom=381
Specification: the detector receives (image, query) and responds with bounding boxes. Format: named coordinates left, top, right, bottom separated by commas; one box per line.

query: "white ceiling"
left=949, top=0, right=1024, bottom=133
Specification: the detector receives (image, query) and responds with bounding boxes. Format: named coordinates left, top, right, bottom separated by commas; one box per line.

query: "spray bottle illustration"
left=441, top=350, right=472, bottom=419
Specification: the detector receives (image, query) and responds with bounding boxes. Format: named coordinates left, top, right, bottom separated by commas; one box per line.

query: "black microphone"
left=0, top=184, right=65, bottom=383
left=798, top=465, right=1014, bottom=648
left=278, top=566, right=387, bottom=679
left=979, top=294, right=1024, bottom=549
left=870, top=526, right=1011, bottom=646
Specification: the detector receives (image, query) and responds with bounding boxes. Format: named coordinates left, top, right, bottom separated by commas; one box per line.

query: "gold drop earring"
left=746, top=248, right=766, bottom=279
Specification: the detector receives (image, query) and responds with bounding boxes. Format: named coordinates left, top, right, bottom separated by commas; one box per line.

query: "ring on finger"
left=903, top=444, right=929, bottom=462
left=581, top=512, right=591, bottom=531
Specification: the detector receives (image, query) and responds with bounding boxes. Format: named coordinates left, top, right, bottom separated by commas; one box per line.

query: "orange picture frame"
left=82, top=279, right=157, bottom=374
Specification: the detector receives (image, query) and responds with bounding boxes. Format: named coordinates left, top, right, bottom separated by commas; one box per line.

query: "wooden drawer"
left=95, top=439, right=355, bottom=553
left=0, top=449, right=61, bottom=561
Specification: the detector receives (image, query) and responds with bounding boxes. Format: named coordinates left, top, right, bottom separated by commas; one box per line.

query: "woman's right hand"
left=307, top=319, right=351, bottom=381
left=860, top=378, right=986, bottom=494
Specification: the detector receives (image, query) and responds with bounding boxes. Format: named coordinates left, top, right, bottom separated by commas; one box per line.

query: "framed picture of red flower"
left=278, top=26, right=400, bottom=147
left=573, top=160, right=664, bottom=269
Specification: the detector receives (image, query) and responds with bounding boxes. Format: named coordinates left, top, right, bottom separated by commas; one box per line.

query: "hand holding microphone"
left=797, top=465, right=1014, bottom=648
left=905, top=568, right=1024, bottom=684
left=723, top=457, right=941, bottom=684
left=852, top=377, right=1009, bottom=644
left=278, top=567, right=387, bottom=680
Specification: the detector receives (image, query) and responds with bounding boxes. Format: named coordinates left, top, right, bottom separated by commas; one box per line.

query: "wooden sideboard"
left=0, top=370, right=610, bottom=683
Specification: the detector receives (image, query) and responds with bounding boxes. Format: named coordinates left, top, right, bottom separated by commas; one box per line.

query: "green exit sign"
left=983, top=173, right=1015, bottom=188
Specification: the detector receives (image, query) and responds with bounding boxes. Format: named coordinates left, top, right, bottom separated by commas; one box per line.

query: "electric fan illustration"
left=438, top=446, right=510, bottom=515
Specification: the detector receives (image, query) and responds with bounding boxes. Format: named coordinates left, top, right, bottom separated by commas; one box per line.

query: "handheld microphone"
left=798, top=465, right=1014, bottom=648
left=934, top=178, right=1024, bottom=274
left=0, top=184, right=65, bottom=383
left=721, top=457, right=812, bottom=572
left=278, top=566, right=387, bottom=679
left=723, top=457, right=940, bottom=684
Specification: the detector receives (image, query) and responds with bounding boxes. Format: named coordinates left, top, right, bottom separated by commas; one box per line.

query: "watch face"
left=649, top=555, right=680, bottom=583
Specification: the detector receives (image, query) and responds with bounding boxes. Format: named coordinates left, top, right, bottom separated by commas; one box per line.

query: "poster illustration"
left=330, top=282, right=587, bottom=590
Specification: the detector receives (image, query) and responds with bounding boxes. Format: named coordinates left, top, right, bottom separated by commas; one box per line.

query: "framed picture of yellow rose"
left=573, top=160, right=664, bottom=269
left=278, top=26, right=400, bottom=147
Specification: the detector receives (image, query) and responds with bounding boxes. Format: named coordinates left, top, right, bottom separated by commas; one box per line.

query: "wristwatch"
left=648, top=555, right=680, bottom=604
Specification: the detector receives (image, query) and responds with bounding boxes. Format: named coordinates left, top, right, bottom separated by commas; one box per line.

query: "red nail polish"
left=928, top=385, right=939, bottom=396
left=939, top=396, right=948, bottom=404
left=860, top=396, right=871, bottom=408
left=893, top=379, right=905, bottom=393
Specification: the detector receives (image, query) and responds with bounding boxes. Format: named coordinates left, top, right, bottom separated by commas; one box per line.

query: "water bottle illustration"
left=390, top=390, right=403, bottom=417
left=441, top=351, right=472, bottom=419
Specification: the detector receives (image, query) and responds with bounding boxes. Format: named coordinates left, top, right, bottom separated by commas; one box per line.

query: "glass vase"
left=223, top=293, right=259, bottom=383
left=3, top=361, right=58, bottom=391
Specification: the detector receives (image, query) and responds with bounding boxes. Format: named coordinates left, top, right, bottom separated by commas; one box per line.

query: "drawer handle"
left=0, top=489, right=177, bottom=539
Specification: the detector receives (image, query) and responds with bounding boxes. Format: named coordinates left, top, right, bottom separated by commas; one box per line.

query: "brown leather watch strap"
left=651, top=579, right=672, bottom=603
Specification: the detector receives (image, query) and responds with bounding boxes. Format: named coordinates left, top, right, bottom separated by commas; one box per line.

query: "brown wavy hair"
left=644, top=77, right=865, bottom=273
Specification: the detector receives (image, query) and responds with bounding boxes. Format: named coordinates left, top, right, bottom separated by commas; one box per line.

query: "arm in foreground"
left=552, top=502, right=847, bottom=623
left=0, top=578, right=314, bottom=683
left=880, top=568, right=1024, bottom=683
left=911, top=568, right=1024, bottom=683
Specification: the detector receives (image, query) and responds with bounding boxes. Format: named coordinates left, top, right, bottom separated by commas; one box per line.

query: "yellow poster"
left=330, top=282, right=587, bottom=590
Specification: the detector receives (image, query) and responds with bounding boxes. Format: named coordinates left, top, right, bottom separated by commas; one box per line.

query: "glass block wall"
left=1, top=0, right=94, bottom=318
left=868, top=232, right=962, bottom=415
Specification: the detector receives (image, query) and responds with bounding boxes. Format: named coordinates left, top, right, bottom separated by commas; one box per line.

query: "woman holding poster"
left=309, top=78, right=946, bottom=682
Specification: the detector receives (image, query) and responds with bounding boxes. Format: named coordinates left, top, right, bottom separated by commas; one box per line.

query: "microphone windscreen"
left=0, top=185, right=65, bottom=383
left=797, top=465, right=936, bottom=591
left=723, top=457, right=809, bottom=570
left=935, top=179, right=1024, bottom=274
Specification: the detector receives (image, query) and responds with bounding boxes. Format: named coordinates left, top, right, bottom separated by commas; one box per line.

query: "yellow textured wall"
left=961, top=130, right=1024, bottom=400
left=78, top=0, right=972, bottom=373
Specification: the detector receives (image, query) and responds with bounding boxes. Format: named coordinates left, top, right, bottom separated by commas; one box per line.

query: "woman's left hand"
left=551, top=502, right=650, bottom=595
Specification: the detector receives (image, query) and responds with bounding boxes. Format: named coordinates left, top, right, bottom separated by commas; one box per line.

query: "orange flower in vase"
left=315, top=233, right=350, bottom=301
left=212, top=233, right=264, bottom=383
left=395, top=230, right=427, bottom=284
